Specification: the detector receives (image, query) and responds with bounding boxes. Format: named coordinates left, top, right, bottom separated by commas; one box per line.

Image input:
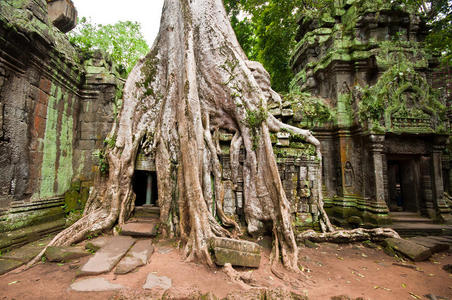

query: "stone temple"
left=289, top=0, right=452, bottom=227
left=0, top=0, right=450, bottom=252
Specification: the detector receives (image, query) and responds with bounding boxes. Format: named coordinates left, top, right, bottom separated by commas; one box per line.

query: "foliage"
left=284, top=91, right=336, bottom=128
left=93, top=149, right=109, bottom=175
left=68, top=18, right=150, bottom=77
left=396, top=0, right=451, bottom=65
left=223, top=0, right=331, bottom=92
left=224, top=0, right=450, bottom=94
left=358, top=61, right=446, bottom=132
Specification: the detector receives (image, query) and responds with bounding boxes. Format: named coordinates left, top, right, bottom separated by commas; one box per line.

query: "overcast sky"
left=72, top=0, right=165, bottom=45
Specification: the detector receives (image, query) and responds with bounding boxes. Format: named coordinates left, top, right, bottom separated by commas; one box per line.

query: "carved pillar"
left=338, top=129, right=353, bottom=196
left=369, top=134, right=389, bottom=213
left=431, top=139, right=451, bottom=222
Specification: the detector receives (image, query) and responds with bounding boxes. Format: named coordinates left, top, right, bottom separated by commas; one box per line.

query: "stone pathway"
left=115, top=239, right=154, bottom=274
left=79, top=236, right=135, bottom=276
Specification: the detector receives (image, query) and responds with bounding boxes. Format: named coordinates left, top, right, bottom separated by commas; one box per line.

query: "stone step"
left=426, top=236, right=452, bottom=245
left=0, top=219, right=65, bottom=252
left=115, top=239, right=154, bottom=274
left=0, top=235, right=55, bottom=275
left=386, top=223, right=452, bottom=237
left=79, top=236, right=135, bottom=276
left=408, top=236, right=450, bottom=253
left=134, top=205, right=160, bottom=219
left=390, top=216, right=433, bottom=224
left=0, top=259, right=23, bottom=275
left=120, top=221, right=158, bottom=237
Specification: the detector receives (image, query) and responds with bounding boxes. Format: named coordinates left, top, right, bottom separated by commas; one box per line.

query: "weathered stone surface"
left=45, top=246, right=90, bottom=262
left=210, top=237, right=261, bottom=268
left=85, top=236, right=112, bottom=252
left=47, top=0, right=78, bottom=33
left=409, top=237, right=450, bottom=254
left=0, top=235, right=54, bottom=262
left=384, top=238, right=432, bottom=261
left=115, top=239, right=154, bottom=275
left=0, top=0, right=121, bottom=245
left=70, top=277, right=124, bottom=292
left=79, top=236, right=135, bottom=276
left=0, top=259, right=23, bottom=275
left=143, top=273, right=172, bottom=291
left=120, top=222, right=157, bottom=237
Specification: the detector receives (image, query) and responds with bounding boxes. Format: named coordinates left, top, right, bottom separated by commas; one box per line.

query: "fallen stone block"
left=79, top=236, right=135, bottom=276
left=70, top=277, right=124, bottom=292
left=0, top=259, right=23, bottom=275
left=115, top=239, right=154, bottom=275
left=384, top=238, right=432, bottom=261
left=45, top=246, right=90, bottom=262
left=143, top=273, right=172, bottom=291
left=210, top=237, right=261, bottom=268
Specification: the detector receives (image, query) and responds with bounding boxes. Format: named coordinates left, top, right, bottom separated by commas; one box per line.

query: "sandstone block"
left=384, top=238, right=432, bottom=261
left=210, top=237, right=261, bottom=268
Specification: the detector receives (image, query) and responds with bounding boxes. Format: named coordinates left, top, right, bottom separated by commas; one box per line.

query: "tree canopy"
left=224, top=0, right=451, bottom=93
left=68, top=18, right=150, bottom=77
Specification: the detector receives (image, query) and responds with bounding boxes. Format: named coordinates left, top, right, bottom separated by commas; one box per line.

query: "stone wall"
left=0, top=0, right=121, bottom=250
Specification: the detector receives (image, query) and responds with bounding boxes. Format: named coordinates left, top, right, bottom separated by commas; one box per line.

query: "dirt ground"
left=1, top=238, right=451, bottom=300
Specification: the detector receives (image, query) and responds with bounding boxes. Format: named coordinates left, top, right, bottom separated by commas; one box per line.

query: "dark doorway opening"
left=387, top=157, right=420, bottom=212
left=133, top=170, right=158, bottom=206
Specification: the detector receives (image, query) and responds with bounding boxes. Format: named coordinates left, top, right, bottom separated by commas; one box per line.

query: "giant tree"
left=29, top=0, right=398, bottom=270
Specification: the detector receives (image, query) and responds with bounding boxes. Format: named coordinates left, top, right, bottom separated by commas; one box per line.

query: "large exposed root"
left=297, top=228, right=401, bottom=244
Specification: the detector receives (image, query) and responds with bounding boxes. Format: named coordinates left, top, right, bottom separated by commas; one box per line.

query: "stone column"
left=431, top=140, right=451, bottom=222
left=369, top=134, right=389, bottom=214
left=146, top=173, right=152, bottom=206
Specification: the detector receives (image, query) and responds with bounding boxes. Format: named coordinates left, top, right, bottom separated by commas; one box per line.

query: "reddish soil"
left=1, top=238, right=451, bottom=300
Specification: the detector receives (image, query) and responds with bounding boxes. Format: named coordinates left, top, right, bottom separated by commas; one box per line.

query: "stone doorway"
left=132, top=170, right=158, bottom=207
left=387, top=157, right=421, bottom=213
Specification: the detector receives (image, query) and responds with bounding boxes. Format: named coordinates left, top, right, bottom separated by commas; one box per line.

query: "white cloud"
left=72, top=0, right=164, bottom=45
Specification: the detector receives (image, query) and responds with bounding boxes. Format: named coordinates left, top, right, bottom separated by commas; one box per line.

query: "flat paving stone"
left=0, top=259, right=24, bottom=275
left=79, top=236, right=135, bottom=276
left=70, top=277, right=124, bottom=292
left=85, top=236, right=112, bottom=252
left=120, top=222, right=157, bottom=237
left=143, top=273, right=172, bottom=291
left=115, top=239, right=154, bottom=275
